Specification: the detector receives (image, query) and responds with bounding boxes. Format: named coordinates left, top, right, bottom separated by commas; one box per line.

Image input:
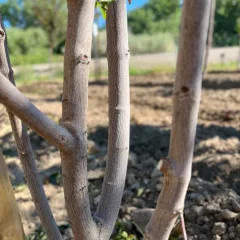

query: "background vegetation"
left=1, top=0, right=240, bottom=65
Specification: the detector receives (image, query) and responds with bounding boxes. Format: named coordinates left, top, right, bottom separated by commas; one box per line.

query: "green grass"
left=15, top=67, right=63, bottom=85
left=13, top=184, right=28, bottom=193
left=13, top=61, right=239, bottom=86
left=208, top=61, right=238, bottom=71
left=11, top=53, right=63, bottom=66
left=130, top=66, right=175, bottom=76
left=130, top=62, right=239, bottom=76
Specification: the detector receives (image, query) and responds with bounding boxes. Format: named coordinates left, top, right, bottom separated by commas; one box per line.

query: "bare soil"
left=0, top=72, right=239, bottom=239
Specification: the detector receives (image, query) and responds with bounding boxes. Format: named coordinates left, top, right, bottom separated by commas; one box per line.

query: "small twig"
left=180, top=212, right=188, bottom=240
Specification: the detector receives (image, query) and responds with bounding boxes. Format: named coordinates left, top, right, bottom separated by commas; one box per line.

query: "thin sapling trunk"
left=145, top=1, right=211, bottom=239
left=94, top=0, right=130, bottom=239
left=61, top=0, right=98, bottom=239
left=203, top=0, right=216, bottom=75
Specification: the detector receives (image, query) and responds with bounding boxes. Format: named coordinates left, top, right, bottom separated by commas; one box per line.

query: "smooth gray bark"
left=61, top=0, right=98, bottom=239
left=203, top=0, right=216, bottom=74
left=0, top=73, right=73, bottom=152
left=94, top=0, right=130, bottom=239
left=0, top=1, right=130, bottom=239
left=0, top=17, right=62, bottom=240
left=238, top=38, right=240, bottom=70
left=145, top=1, right=211, bottom=239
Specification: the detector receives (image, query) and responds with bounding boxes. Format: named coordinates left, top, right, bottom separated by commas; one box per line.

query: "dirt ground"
left=0, top=72, right=239, bottom=239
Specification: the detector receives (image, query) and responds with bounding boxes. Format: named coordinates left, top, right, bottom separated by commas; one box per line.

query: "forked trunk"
left=0, top=0, right=130, bottom=238
left=61, top=0, right=98, bottom=239
left=145, top=1, right=211, bottom=239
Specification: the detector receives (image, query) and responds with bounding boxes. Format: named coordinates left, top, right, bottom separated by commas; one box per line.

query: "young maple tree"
left=0, top=0, right=211, bottom=239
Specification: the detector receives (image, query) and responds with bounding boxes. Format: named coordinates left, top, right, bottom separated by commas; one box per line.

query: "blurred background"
left=1, top=0, right=240, bottom=80
left=0, top=0, right=240, bottom=239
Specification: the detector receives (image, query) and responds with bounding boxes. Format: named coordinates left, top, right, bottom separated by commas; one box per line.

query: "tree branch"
left=0, top=16, right=62, bottom=239
left=61, top=0, right=98, bottom=239
left=145, top=1, right=211, bottom=239
left=0, top=72, right=73, bottom=152
left=94, top=0, right=130, bottom=238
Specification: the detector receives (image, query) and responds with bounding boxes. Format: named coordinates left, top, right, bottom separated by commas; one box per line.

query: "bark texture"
left=0, top=1, right=130, bottom=239
left=61, top=0, right=98, bottom=239
left=145, top=1, right=211, bottom=239
left=94, top=0, right=130, bottom=239
left=238, top=38, right=240, bottom=70
left=0, top=150, right=25, bottom=240
left=203, top=0, right=216, bottom=74
left=0, top=73, right=73, bottom=152
left=0, top=16, right=62, bottom=239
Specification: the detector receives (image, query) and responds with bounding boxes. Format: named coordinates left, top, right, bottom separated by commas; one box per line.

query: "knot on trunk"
left=0, top=29, right=5, bottom=40
left=75, top=54, right=90, bottom=65
left=158, top=158, right=175, bottom=176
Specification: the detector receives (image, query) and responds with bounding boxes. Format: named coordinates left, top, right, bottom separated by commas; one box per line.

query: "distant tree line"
left=128, top=0, right=240, bottom=47
left=1, top=0, right=239, bottom=58
left=1, top=0, right=67, bottom=55
left=128, top=0, right=181, bottom=41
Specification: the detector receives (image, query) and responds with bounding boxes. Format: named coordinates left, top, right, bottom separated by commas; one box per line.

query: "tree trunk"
left=61, top=0, right=98, bottom=239
left=0, top=149, right=25, bottom=240
left=0, top=1, right=131, bottom=238
left=145, top=1, right=211, bottom=239
left=238, top=37, right=240, bottom=70
left=203, top=0, right=216, bottom=75
left=0, top=15, right=62, bottom=240
left=94, top=0, right=130, bottom=239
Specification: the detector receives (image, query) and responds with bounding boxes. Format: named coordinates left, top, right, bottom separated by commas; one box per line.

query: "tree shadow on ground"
left=89, top=124, right=170, bottom=160
left=0, top=130, right=58, bottom=159
left=202, top=77, right=240, bottom=90
left=194, top=158, right=240, bottom=194
left=129, top=77, right=240, bottom=91
left=89, top=74, right=240, bottom=91
left=1, top=119, right=239, bottom=191
left=89, top=123, right=240, bottom=193
left=2, top=122, right=239, bottom=238
left=0, top=129, right=59, bottom=186
left=89, top=79, right=173, bottom=91
left=195, top=124, right=240, bottom=145
left=1, top=121, right=239, bottom=196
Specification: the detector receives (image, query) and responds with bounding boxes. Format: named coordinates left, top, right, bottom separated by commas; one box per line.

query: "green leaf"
left=95, top=0, right=116, bottom=18
left=137, top=187, right=144, bottom=197
left=96, top=2, right=107, bottom=19
left=121, top=231, right=128, bottom=238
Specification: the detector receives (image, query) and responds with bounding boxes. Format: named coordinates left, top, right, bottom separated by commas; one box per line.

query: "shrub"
left=92, top=30, right=176, bottom=57
left=10, top=48, right=49, bottom=66
left=6, top=27, right=48, bottom=55
left=129, top=32, right=176, bottom=54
